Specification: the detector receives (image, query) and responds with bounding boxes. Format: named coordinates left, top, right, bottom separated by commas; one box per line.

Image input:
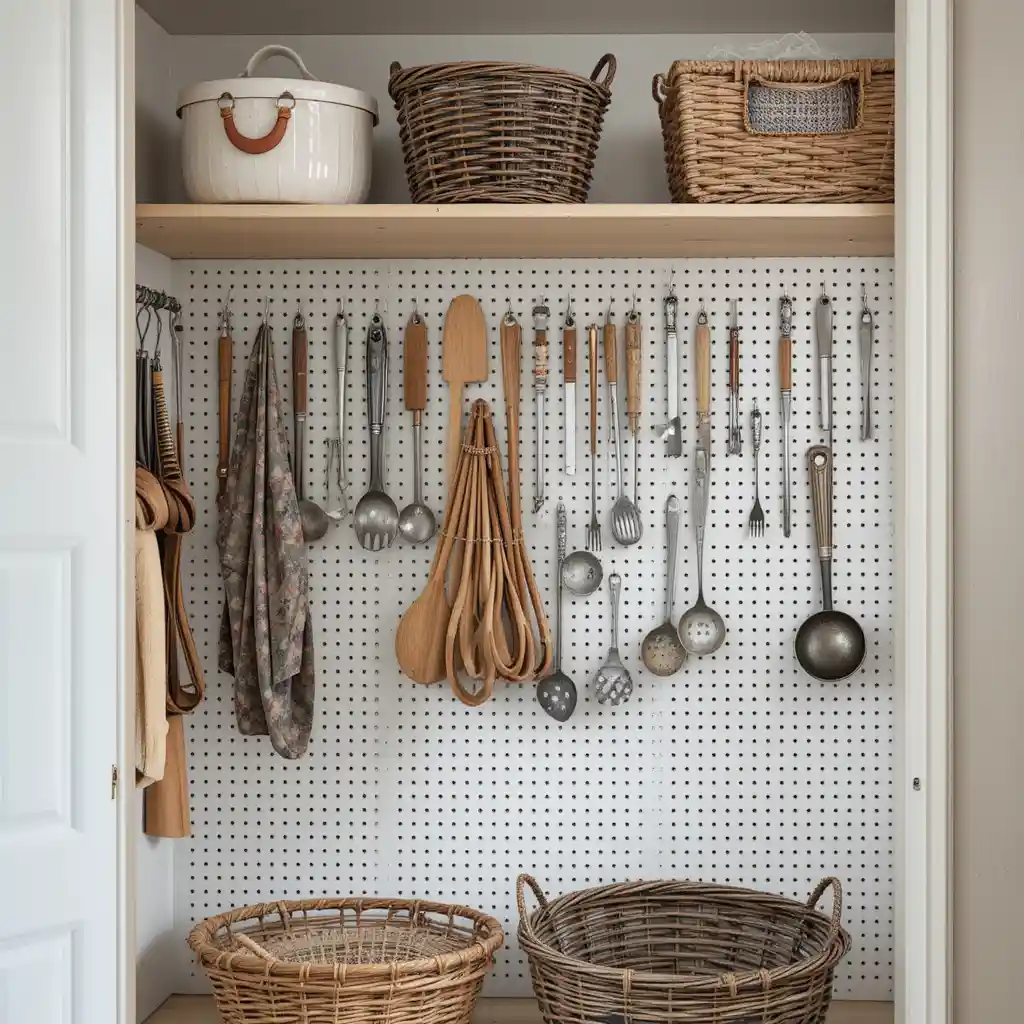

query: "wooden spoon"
left=394, top=424, right=474, bottom=684
left=442, top=295, right=488, bottom=486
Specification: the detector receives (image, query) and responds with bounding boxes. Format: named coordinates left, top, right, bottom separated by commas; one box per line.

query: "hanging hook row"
left=135, top=284, right=181, bottom=316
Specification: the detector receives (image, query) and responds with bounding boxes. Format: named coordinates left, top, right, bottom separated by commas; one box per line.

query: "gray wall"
left=136, top=24, right=893, bottom=204
left=953, top=1, right=1024, bottom=1020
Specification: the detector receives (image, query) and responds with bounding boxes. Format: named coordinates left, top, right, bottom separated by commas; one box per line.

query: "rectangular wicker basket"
left=654, top=59, right=896, bottom=203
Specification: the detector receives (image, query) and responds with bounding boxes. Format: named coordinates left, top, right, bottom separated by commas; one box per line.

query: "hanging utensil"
left=532, top=299, right=550, bottom=513
left=659, top=284, right=682, bottom=457
left=561, top=548, right=603, bottom=597
left=586, top=323, right=602, bottom=552
left=398, top=311, right=436, bottom=544
left=292, top=309, right=330, bottom=543
left=605, top=309, right=642, bottom=546
left=354, top=309, right=399, bottom=550
left=170, top=306, right=186, bottom=466
left=624, top=297, right=642, bottom=506
left=562, top=296, right=576, bottom=477
left=216, top=289, right=233, bottom=497
left=795, top=445, right=866, bottom=681
left=593, top=573, right=633, bottom=706
left=136, top=295, right=153, bottom=469
left=640, top=495, right=687, bottom=677
left=727, top=299, right=742, bottom=456
left=325, top=303, right=350, bottom=520
left=860, top=286, right=874, bottom=440
left=442, top=294, right=489, bottom=486
left=536, top=504, right=578, bottom=722
left=748, top=401, right=765, bottom=537
left=816, top=286, right=834, bottom=448
left=780, top=294, right=794, bottom=538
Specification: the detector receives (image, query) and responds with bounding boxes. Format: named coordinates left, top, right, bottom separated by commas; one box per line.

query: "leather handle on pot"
left=219, top=93, right=294, bottom=155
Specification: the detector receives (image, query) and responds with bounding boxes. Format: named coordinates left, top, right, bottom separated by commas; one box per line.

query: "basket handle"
left=651, top=73, right=667, bottom=105
left=742, top=69, right=866, bottom=135
left=806, top=876, right=844, bottom=943
left=589, top=54, right=617, bottom=88
left=516, top=874, right=549, bottom=922
left=235, top=933, right=279, bottom=962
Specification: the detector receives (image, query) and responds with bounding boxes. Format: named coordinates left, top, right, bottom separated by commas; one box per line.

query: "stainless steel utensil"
left=780, top=294, right=794, bottom=538
left=292, top=310, right=330, bottom=543
left=860, top=286, right=874, bottom=440
left=354, top=312, right=399, bottom=551
left=593, top=573, right=633, bottom=706
left=678, top=447, right=726, bottom=656
left=816, top=286, right=834, bottom=447
left=795, top=445, right=866, bottom=680
left=586, top=323, right=602, bottom=552
left=536, top=504, right=578, bottom=722
left=659, top=287, right=682, bottom=457
left=748, top=401, right=765, bottom=537
left=605, top=313, right=642, bottom=546
left=727, top=299, right=742, bottom=456
left=532, top=300, right=550, bottom=513
left=561, top=548, right=603, bottom=597
left=398, top=312, right=436, bottom=545
left=624, top=300, right=642, bottom=505
left=562, top=297, right=576, bottom=476
left=640, top=495, right=687, bottom=676
left=326, top=305, right=350, bottom=520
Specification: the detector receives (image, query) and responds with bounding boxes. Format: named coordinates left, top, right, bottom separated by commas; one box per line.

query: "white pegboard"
left=174, top=258, right=894, bottom=1000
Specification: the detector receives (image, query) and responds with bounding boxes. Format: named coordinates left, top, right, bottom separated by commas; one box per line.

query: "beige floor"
left=148, top=994, right=894, bottom=1024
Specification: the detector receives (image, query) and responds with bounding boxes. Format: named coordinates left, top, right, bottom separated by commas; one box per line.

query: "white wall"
left=953, top=2, right=1024, bottom=1021
left=138, top=29, right=893, bottom=204
left=136, top=8, right=179, bottom=203
left=134, top=242, right=179, bottom=1022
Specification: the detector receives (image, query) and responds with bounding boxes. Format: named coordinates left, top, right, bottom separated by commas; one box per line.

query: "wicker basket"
left=653, top=60, right=895, bottom=203
left=388, top=56, right=616, bottom=203
left=517, top=874, right=851, bottom=1024
left=188, top=897, right=504, bottom=1024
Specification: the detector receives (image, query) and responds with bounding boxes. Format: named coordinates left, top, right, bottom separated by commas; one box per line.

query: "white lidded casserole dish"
left=177, top=45, right=379, bottom=204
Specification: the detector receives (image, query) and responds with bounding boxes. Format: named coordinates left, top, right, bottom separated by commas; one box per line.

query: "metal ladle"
left=641, top=494, right=687, bottom=676
left=561, top=548, right=603, bottom=597
left=678, top=448, right=726, bottom=655
left=536, top=504, right=578, bottom=722
left=292, top=311, right=330, bottom=543
left=796, top=445, right=866, bottom=681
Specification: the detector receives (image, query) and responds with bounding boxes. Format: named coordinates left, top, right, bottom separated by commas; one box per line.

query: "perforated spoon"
left=593, top=574, right=633, bottom=706
left=641, top=495, right=687, bottom=676
left=536, top=505, right=578, bottom=722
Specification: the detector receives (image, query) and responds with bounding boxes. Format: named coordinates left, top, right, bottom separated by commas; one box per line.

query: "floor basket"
left=388, top=57, right=616, bottom=203
left=653, top=59, right=895, bottom=203
left=517, top=874, right=851, bottom=1024
left=188, top=897, right=504, bottom=1024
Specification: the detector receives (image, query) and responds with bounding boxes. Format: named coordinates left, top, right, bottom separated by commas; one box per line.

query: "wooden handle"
left=446, top=383, right=464, bottom=487
left=403, top=317, right=428, bottom=412
left=603, top=321, right=618, bottom=382
left=563, top=327, right=577, bottom=384
left=292, top=321, right=308, bottom=416
left=695, top=318, right=711, bottom=418
left=780, top=333, right=793, bottom=391
left=625, top=317, right=641, bottom=425
left=217, top=329, right=232, bottom=492
left=588, top=325, right=598, bottom=453
left=729, top=328, right=740, bottom=392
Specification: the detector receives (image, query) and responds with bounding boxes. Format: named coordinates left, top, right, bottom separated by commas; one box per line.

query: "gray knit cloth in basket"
left=748, top=79, right=857, bottom=134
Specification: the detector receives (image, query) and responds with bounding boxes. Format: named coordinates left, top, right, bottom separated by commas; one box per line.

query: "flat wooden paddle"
left=442, top=294, right=488, bottom=486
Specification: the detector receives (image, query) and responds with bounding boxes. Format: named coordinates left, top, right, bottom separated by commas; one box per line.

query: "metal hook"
left=605, top=300, right=613, bottom=324
left=260, top=296, right=270, bottom=321
left=668, top=268, right=677, bottom=297
left=136, top=298, right=153, bottom=352
left=503, top=299, right=517, bottom=325
left=373, top=297, right=388, bottom=318
left=861, top=285, right=868, bottom=308
left=152, top=303, right=165, bottom=366
left=218, top=286, right=233, bottom=332
left=563, top=293, right=574, bottom=327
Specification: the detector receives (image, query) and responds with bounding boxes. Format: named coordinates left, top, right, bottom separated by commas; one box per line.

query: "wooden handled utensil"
left=442, top=294, right=488, bottom=486
left=397, top=313, right=436, bottom=544
left=780, top=294, right=794, bottom=538
left=625, top=307, right=642, bottom=504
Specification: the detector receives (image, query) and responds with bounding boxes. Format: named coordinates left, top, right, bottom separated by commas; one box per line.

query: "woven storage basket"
left=188, top=897, right=504, bottom=1024
left=517, top=874, right=851, bottom=1024
left=388, top=56, right=616, bottom=203
left=653, top=60, right=895, bottom=203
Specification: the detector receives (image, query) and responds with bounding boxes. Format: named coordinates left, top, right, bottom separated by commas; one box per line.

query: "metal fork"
left=748, top=401, right=765, bottom=537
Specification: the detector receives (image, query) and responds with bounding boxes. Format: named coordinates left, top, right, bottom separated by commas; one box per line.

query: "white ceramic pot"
left=177, top=45, right=378, bottom=204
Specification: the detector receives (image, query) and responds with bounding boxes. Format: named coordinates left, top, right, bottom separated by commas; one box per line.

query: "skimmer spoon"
left=593, top=573, right=633, bottom=706
left=536, top=504, right=577, bottom=722
left=641, top=495, right=687, bottom=676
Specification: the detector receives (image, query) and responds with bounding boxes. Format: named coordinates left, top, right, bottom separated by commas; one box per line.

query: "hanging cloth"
left=218, top=317, right=315, bottom=759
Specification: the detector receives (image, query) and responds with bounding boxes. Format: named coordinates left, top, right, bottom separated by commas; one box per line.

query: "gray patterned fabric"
left=218, top=319, right=315, bottom=759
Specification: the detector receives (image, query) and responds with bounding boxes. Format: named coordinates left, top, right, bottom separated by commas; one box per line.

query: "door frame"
left=113, top=2, right=954, bottom=1022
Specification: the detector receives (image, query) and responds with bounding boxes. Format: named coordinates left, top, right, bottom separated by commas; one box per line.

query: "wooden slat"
left=146, top=994, right=895, bottom=1024
left=135, top=203, right=894, bottom=260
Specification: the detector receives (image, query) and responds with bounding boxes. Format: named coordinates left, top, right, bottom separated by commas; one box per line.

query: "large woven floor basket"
left=653, top=59, right=895, bottom=203
left=517, top=875, right=851, bottom=1024
left=188, top=897, right=504, bottom=1024
left=388, top=57, right=616, bottom=203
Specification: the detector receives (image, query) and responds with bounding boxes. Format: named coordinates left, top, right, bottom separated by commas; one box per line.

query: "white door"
left=0, top=0, right=127, bottom=1021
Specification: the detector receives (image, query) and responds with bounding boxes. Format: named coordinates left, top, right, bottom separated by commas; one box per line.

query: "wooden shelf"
left=135, top=203, right=894, bottom=260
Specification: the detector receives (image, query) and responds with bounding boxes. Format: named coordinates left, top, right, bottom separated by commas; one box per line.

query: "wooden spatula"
left=442, top=294, right=488, bottom=485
